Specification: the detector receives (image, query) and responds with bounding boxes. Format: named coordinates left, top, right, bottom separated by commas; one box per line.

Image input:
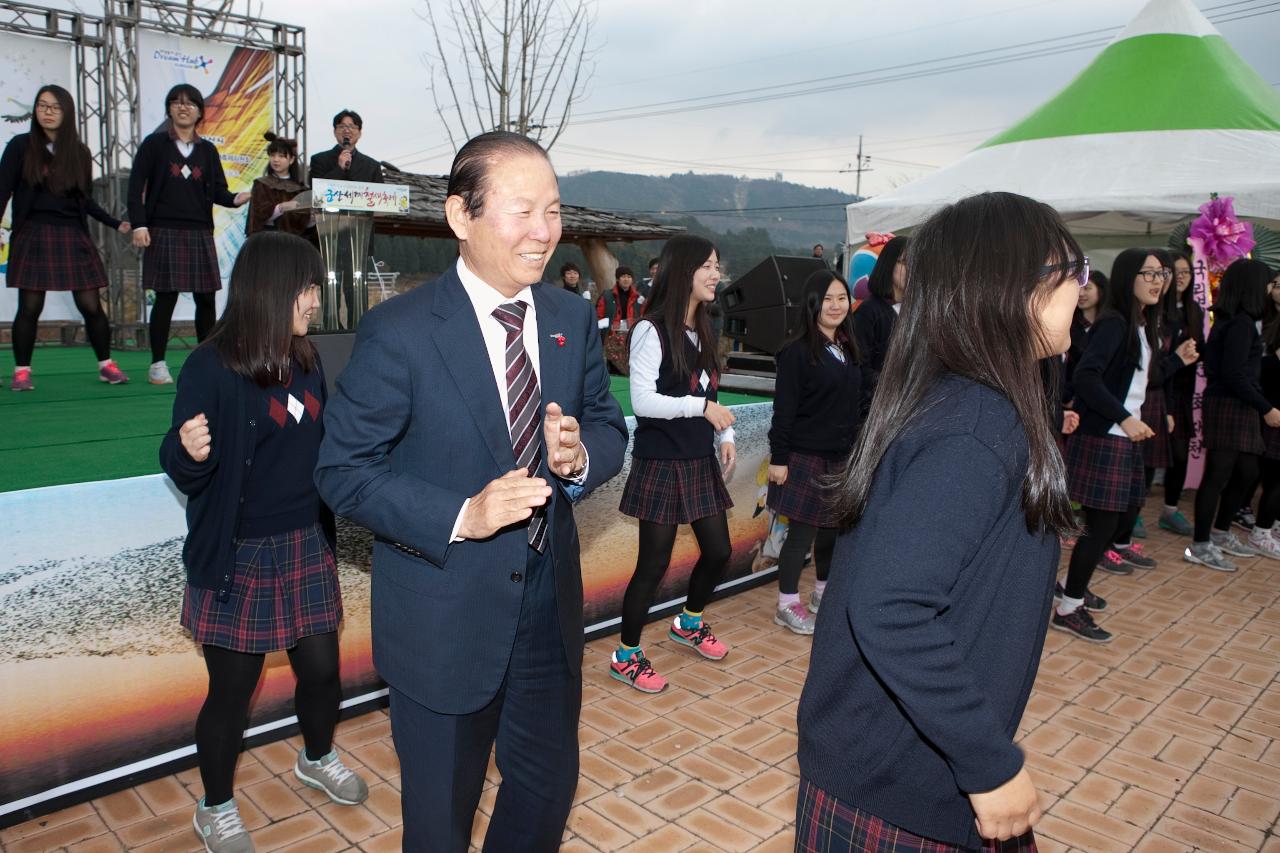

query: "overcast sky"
left=48, top=0, right=1278, bottom=199
left=267, top=0, right=1278, bottom=199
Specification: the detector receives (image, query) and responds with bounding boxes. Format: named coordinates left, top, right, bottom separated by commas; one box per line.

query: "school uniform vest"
left=632, top=324, right=718, bottom=460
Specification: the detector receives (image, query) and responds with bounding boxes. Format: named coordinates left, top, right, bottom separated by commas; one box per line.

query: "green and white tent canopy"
left=845, top=0, right=1280, bottom=242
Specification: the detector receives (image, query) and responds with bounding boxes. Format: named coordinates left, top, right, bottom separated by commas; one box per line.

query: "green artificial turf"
left=1, top=348, right=770, bottom=493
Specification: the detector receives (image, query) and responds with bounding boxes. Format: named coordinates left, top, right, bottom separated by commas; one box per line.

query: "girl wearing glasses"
left=127, top=84, right=250, bottom=386
left=1, top=85, right=131, bottom=391
left=796, top=192, right=1082, bottom=851
left=1186, top=258, right=1280, bottom=569
left=1059, top=249, right=1196, bottom=642
left=1159, top=251, right=1204, bottom=535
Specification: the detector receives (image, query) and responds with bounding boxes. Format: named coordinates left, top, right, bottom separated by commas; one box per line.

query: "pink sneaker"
left=10, top=368, right=33, bottom=391
left=668, top=618, right=728, bottom=660
left=98, top=360, right=130, bottom=384
left=609, top=651, right=667, bottom=693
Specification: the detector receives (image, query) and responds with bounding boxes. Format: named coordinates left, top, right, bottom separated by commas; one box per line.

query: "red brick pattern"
left=3, top=495, right=1279, bottom=850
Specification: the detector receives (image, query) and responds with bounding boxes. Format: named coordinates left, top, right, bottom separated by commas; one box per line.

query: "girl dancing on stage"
left=2, top=84, right=130, bottom=390
left=246, top=133, right=309, bottom=237
left=128, top=83, right=249, bottom=385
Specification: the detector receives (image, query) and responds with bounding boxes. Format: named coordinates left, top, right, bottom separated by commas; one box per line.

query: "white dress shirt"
left=629, top=318, right=735, bottom=445
left=450, top=258, right=588, bottom=541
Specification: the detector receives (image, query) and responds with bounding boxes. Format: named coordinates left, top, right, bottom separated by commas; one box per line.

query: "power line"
left=564, top=2, right=1278, bottom=127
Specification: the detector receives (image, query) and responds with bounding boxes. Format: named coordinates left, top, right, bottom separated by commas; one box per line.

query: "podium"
left=311, top=178, right=411, bottom=330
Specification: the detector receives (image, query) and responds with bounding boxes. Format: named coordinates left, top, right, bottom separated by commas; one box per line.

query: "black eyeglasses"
left=1136, top=268, right=1172, bottom=283
left=1042, top=256, right=1090, bottom=289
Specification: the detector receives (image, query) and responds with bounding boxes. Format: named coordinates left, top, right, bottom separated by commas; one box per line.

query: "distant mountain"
left=557, top=171, right=858, bottom=254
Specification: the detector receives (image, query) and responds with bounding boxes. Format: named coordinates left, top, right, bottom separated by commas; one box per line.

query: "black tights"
left=1064, top=505, right=1140, bottom=600
left=1254, top=458, right=1280, bottom=530
left=1193, top=449, right=1259, bottom=542
left=150, top=291, right=215, bottom=362
left=12, top=288, right=111, bottom=366
left=620, top=515, right=731, bottom=648
left=196, top=632, right=341, bottom=806
left=777, top=522, right=834, bottom=595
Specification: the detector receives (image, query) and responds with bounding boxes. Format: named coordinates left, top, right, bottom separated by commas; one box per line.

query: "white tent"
left=845, top=0, right=1280, bottom=244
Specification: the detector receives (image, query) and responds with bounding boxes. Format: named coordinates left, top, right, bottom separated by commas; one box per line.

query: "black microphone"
left=341, top=135, right=352, bottom=173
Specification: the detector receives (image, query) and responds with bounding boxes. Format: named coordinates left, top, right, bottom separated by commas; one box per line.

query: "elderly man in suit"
left=315, top=131, right=627, bottom=851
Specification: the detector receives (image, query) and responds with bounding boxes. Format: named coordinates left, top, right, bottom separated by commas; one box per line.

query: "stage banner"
left=0, top=32, right=78, bottom=322
left=137, top=32, right=275, bottom=318
left=312, top=179, right=411, bottom=214
left=0, top=404, right=774, bottom=822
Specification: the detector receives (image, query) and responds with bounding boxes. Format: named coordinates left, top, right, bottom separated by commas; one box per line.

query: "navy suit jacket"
left=315, top=267, right=627, bottom=714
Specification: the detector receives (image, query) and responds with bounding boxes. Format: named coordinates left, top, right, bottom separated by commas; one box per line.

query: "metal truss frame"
left=0, top=1, right=305, bottom=339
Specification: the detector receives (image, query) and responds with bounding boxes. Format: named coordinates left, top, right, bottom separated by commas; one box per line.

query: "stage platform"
left=1, top=346, right=771, bottom=494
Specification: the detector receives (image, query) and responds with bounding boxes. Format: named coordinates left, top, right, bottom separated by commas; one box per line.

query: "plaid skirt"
left=1065, top=432, right=1146, bottom=513
left=1140, top=387, right=1171, bottom=470
left=143, top=226, right=221, bottom=293
left=1202, top=394, right=1264, bottom=456
left=767, top=450, right=843, bottom=527
left=181, top=523, right=342, bottom=653
left=620, top=455, right=732, bottom=525
left=796, top=779, right=1037, bottom=853
left=6, top=222, right=109, bottom=291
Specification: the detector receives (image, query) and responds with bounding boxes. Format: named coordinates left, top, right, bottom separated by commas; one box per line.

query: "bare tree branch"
left=417, top=0, right=595, bottom=148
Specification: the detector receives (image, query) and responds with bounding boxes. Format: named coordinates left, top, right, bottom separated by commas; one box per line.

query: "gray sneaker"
left=193, top=798, right=254, bottom=853
left=808, top=587, right=823, bottom=614
left=1210, top=529, right=1255, bottom=558
left=774, top=602, right=816, bottom=635
left=1184, top=541, right=1238, bottom=572
left=294, top=749, right=368, bottom=805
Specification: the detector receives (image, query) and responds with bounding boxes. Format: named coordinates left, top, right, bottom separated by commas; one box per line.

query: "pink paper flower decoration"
left=1188, top=196, right=1255, bottom=273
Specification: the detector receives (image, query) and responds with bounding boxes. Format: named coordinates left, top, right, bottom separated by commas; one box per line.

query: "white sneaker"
left=192, top=798, right=253, bottom=852
left=148, top=360, right=174, bottom=384
left=1248, top=528, right=1280, bottom=560
left=774, top=602, right=816, bottom=635
left=1210, top=529, right=1256, bottom=557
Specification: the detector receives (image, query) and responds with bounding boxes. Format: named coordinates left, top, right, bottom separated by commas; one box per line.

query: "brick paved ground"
left=4, top=495, right=1279, bottom=852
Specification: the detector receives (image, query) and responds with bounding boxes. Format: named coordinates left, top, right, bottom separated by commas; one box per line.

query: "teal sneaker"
left=1159, top=509, right=1193, bottom=536
left=1132, top=516, right=1147, bottom=539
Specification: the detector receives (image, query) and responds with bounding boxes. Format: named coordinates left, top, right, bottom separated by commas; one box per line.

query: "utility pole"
left=839, top=135, right=873, bottom=197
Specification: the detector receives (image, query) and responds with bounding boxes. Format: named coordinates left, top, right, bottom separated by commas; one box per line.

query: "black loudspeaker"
left=720, top=255, right=828, bottom=354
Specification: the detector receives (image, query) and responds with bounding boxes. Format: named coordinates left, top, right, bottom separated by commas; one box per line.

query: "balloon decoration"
left=849, top=232, right=896, bottom=301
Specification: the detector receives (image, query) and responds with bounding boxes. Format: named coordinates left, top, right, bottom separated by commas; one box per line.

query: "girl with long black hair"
left=161, top=232, right=366, bottom=853
left=1185, top=258, right=1280, bottom=570
left=766, top=268, right=867, bottom=634
left=1129, top=249, right=1180, bottom=542
left=2, top=84, right=131, bottom=390
left=1159, top=250, right=1205, bottom=535
left=796, top=191, right=1084, bottom=851
left=1058, top=250, right=1196, bottom=642
left=129, top=83, right=250, bottom=385
left=610, top=234, right=736, bottom=694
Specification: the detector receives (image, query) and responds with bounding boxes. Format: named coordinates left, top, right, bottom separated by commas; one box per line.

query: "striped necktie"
left=492, top=301, right=547, bottom=551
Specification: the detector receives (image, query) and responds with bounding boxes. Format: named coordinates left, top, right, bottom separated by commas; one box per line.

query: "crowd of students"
left=1054, top=247, right=1280, bottom=644
left=9, top=80, right=1280, bottom=852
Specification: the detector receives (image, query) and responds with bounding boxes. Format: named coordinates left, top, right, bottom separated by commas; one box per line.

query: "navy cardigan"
left=159, top=346, right=335, bottom=599
left=0, top=134, right=122, bottom=233
left=797, top=376, right=1057, bottom=848
left=1203, top=312, right=1271, bottom=414
left=769, top=337, right=868, bottom=463
left=1072, top=313, right=1182, bottom=436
